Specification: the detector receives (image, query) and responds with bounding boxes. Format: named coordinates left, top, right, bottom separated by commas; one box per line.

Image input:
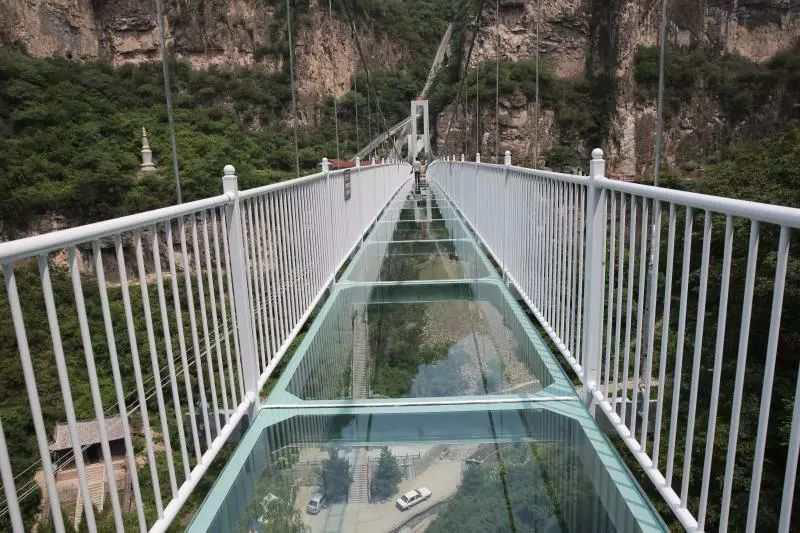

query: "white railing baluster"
left=219, top=212, right=246, bottom=403
left=0, top=419, right=24, bottom=533
left=201, top=211, right=230, bottom=422
left=746, top=225, right=791, bottom=533
left=114, top=236, right=163, bottom=516
left=631, top=198, right=649, bottom=438
left=698, top=214, right=733, bottom=528
left=150, top=227, right=191, bottom=481
left=681, top=210, right=712, bottom=505
left=133, top=234, right=178, bottom=498
left=666, top=207, right=694, bottom=489
left=191, top=217, right=221, bottom=437
left=40, top=254, right=98, bottom=533
left=612, top=193, right=626, bottom=413
left=652, top=203, right=676, bottom=468
left=720, top=219, right=760, bottom=530
left=178, top=218, right=212, bottom=449
left=211, top=210, right=238, bottom=409
left=165, top=222, right=202, bottom=463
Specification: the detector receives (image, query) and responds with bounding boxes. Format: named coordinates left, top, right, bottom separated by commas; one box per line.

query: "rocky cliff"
left=2, top=0, right=799, bottom=178
left=438, top=0, right=800, bottom=177
left=0, top=0, right=404, bottom=105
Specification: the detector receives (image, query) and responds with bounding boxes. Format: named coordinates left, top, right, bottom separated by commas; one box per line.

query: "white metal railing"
left=430, top=151, right=800, bottom=532
left=0, top=160, right=409, bottom=532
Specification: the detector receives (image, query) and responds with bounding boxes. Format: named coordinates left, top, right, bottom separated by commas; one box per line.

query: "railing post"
left=222, top=165, right=260, bottom=412
left=476, top=152, right=481, bottom=163
left=356, top=157, right=361, bottom=168
left=502, top=150, right=511, bottom=284
left=581, top=148, right=607, bottom=407
left=461, top=153, right=465, bottom=162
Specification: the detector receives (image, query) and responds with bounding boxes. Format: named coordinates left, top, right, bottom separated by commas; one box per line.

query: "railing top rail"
left=238, top=170, right=326, bottom=200
left=439, top=160, right=589, bottom=185
left=0, top=162, right=409, bottom=264
left=0, top=193, right=230, bottom=264
left=600, top=176, right=800, bottom=228
left=237, top=162, right=405, bottom=200
left=439, top=159, right=800, bottom=228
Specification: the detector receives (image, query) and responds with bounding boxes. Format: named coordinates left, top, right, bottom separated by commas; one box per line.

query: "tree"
left=319, top=448, right=352, bottom=503
left=370, top=447, right=402, bottom=501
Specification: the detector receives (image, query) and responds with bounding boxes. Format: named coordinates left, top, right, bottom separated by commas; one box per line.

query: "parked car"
left=395, top=487, right=432, bottom=511
left=307, top=493, right=327, bottom=514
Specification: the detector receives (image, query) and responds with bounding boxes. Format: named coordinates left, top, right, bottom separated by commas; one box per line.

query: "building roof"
left=49, top=417, right=126, bottom=451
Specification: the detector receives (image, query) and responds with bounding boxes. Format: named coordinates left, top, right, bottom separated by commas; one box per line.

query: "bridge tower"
left=408, top=99, right=431, bottom=162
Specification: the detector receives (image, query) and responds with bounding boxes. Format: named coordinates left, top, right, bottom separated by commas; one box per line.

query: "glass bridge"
left=188, top=184, right=667, bottom=533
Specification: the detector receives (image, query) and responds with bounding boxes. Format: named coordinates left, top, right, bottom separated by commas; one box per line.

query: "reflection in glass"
left=345, top=240, right=489, bottom=282
left=194, top=409, right=664, bottom=533
left=368, top=219, right=470, bottom=242
left=381, top=206, right=457, bottom=221
left=287, top=283, right=554, bottom=400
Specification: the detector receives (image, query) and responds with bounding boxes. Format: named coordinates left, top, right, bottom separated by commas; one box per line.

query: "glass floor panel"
left=381, top=206, right=458, bottom=221
left=368, top=219, right=471, bottom=242
left=343, top=240, right=491, bottom=282
left=188, top=404, right=667, bottom=533
left=276, top=281, right=574, bottom=401
left=389, top=197, right=451, bottom=210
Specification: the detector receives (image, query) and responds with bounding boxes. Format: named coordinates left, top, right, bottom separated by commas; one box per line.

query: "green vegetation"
left=368, top=303, right=451, bottom=397
left=242, top=469, right=305, bottom=533
left=427, top=443, right=609, bottom=533
left=633, top=42, right=800, bottom=161
left=429, top=57, right=615, bottom=171
left=318, top=448, right=352, bottom=503
left=370, top=447, right=402, bottom=501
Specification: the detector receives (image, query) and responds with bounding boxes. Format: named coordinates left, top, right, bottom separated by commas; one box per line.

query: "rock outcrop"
left=2, top=0, right=798, bottom=177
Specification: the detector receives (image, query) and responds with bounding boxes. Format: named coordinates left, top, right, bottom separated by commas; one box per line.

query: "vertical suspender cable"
left=476, top=60, right=480, bottom=155
left=286, top=0, right=301, bottom=178
left=353, top=31, right=360, bottom=155
left=330, top=1, right=341, bottom=160
left=534, top=0, right=541, bottom=167
left=155, top=0, right=182, bottom=203
left=653, top=0, right=668, bottom=187
left=495, top=0, right=500, bottom=163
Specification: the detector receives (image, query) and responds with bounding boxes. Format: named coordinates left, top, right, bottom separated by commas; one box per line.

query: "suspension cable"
left=155, top=0, right=182, bottom=203
left=330, top=1, right=341, bottom=160
left=353, top=47, right=360, bottom=153
left=444, top=1, right=483, bottom=153
left=476, top=55, right=480, bottom=155
left=286, top=0, right=301, bottom=178
left=534, top=0, right=541, bottom=167
left=653, top=0, right=668, bottom=186
left=495, top=0, right=500, bottom=163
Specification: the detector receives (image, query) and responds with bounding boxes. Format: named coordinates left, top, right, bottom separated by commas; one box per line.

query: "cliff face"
left=0, top=0, right=404, bottom=104
left=2, top=0, right=799, bottom=177
left=438, top=0, right=800, bottom=177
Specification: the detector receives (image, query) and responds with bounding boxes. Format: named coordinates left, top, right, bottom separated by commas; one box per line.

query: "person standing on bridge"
left=413, top=158, right=422, bottom=193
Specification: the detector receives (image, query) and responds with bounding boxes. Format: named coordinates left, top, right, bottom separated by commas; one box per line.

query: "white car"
left=395, top=487, right=432, bottom=511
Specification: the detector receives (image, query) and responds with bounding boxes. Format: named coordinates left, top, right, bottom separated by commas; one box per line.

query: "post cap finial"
left=591, top=148, right=604, bottom=160
left=223, top=164, right=236, bottom=176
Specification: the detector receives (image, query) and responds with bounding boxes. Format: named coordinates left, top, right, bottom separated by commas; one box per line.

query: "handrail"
left=0, top=161, right=410, bottom=533
left=0, top=194, right=230, bottom=263
left=429, top=153, right=800, bottom=533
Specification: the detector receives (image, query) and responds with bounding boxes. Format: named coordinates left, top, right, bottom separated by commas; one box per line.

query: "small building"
left=42, top=417, right=132, bottom=527
left=49, top=416, right=127, bottom=463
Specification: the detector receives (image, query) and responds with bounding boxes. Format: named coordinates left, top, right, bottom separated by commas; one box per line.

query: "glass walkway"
left=188, top=183, right=667, bottom=533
